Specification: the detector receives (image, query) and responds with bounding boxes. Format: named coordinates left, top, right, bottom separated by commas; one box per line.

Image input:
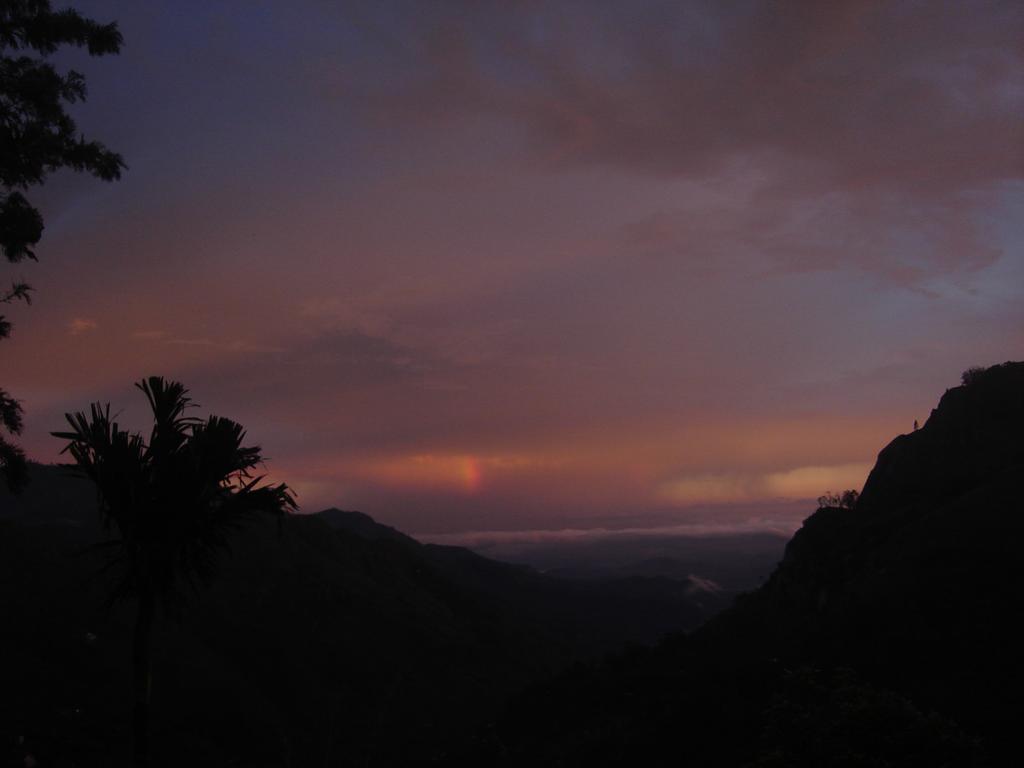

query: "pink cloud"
left=68, top=318, right=98, bottom=336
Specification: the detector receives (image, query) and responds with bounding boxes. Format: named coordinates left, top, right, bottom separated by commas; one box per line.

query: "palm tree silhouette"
left=53, top=377, right=296, bottom=767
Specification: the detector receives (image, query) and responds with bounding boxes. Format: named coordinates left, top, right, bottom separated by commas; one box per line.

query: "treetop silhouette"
left=53, top=376, right=296, bottom=766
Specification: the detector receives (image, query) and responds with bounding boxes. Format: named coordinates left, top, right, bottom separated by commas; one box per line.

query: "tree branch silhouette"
left=1, top=0, right=125, bottom=491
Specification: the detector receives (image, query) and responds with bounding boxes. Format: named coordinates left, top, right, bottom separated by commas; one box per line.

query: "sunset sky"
left=4, top=0, right=1022, bottom=536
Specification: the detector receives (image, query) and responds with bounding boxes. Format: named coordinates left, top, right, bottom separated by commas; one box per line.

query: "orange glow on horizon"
left=267, top=410, right=900, bottom=513
left=460, top=456, right=482, bottom=493
left=337, top=453, right=490, bottom=494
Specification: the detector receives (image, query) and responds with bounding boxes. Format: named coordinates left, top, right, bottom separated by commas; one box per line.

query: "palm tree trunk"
left=132, top=585, right=155, bottom=767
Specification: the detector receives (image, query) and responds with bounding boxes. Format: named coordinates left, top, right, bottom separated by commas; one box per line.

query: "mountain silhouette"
left=467, top=361, right=1024, bottom=766
left=317, top=507, right=418, bottom=544
left=314, top=505, right=732, bottom=662
left=5, top=362, right=1019, bottom=766
left=1, top=467, right=726, bottom=767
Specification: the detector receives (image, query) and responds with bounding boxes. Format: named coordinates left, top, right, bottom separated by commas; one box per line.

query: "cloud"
left=357, top=0, right=1022, bottom=283
left=299, top=450, right=564, bottom=498
left=131, top=329, right=281, bottom=354
left=762, top=462, right=873, bottom=499
left=162, top=336, right=282, bottom=354
left=419, top=519, right=798, bottom=549
left=658, top=462, right=873, bottom=505
left=687, top=575, right=723, bottom=596
left=659, top=473, right=758, bottom=505
left=5, top=1, right=1021, bottom=536
left=68, top=318, right=98, bottom=335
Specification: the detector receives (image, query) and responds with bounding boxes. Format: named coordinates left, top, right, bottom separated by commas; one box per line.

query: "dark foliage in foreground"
left=52, top=377, right=295, bottom=767
left=1, top=0, right=124, bottom=492
left=53, top=378, right=296, bottom=610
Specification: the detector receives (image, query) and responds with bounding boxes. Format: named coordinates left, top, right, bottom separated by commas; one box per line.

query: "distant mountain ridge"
left=1, top=464, right=730, bottom=766
left=312, top=503, right=731, bottom=652
left=469, top=361, right=1024, bottom=766
left=315, top=507, right=417, bottom=544
left=10, top=360, right=1016, bottom=767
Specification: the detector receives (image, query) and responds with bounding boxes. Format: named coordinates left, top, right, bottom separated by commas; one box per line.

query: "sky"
left=3, top=0, right=1022, bottom=537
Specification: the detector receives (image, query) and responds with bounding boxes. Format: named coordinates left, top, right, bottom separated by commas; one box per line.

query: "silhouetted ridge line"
left=858, top=360, right=1024, bottom=511
left=2, top=468, right=728, bottom=766
left=460, top=361, right=1024, bottom=767
left=315, top=507, right=417, bottom=544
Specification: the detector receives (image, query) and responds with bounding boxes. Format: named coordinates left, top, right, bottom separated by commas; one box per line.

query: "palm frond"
left=137, top=376, right=196, bottom=460
left=53, top=377, right=296, bottom=614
